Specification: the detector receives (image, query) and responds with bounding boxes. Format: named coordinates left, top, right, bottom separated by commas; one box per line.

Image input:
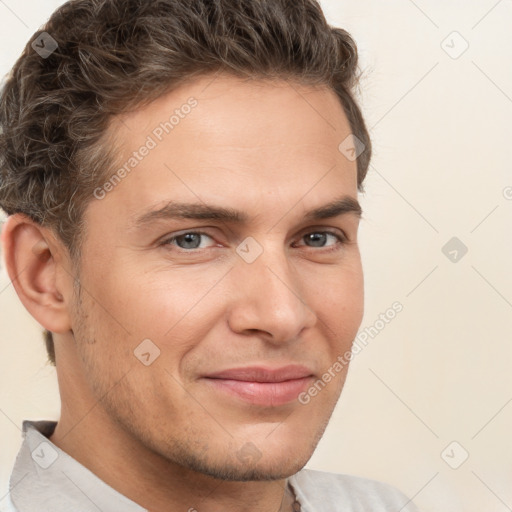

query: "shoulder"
left=289, top=468, right=419, bottom=511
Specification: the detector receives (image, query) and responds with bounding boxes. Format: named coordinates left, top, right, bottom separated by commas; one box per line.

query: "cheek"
left=307, top=260, right=364, bottom=335
left=81, top=263, right=228, bottom=377
left=125, top=268, right=228, bottom=340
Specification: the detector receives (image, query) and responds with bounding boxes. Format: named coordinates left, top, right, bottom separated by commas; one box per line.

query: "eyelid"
left=297, top=225, right=348, bottom=239
left=161, top=230, right=218, bottom=249
left=292, top=229, right=347, bottom=250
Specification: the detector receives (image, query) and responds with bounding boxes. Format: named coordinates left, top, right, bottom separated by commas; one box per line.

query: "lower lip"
left=203, top=377, right=313, bottom=406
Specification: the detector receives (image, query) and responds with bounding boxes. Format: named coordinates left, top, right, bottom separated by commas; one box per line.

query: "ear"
left=1, top=213, right=74, bottom=334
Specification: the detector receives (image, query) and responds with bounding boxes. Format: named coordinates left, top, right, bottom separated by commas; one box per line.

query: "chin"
left=179, top=453, right=310, bottom=482
left=160, top=427, right=321, bottom=482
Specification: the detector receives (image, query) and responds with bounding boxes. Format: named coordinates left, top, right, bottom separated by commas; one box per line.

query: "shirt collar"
left=10, top=419, right=309, bottom=512
left=9, top=420, right=147, bottom=512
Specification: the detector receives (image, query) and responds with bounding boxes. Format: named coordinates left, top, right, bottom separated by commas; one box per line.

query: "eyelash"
left=160, top=229, right=348, bottom=254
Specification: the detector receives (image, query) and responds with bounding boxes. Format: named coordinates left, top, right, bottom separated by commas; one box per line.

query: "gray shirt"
left=4, top=420, right=419, bottom=511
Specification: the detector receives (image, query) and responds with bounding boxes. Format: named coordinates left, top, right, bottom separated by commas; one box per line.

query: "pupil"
left=179, top=233, right=200, bottom=249
left=308, top=233, right=326, bottom=247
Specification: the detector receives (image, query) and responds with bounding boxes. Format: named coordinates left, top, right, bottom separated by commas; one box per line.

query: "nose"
left=226, top=245, right=317, bottom=344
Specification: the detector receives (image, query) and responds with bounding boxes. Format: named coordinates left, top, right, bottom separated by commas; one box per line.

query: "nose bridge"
left=228, top=242, right=316, bottom=341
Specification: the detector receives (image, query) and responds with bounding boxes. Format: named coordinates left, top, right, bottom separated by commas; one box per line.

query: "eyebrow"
left=132, top=195, right=362, bottom=229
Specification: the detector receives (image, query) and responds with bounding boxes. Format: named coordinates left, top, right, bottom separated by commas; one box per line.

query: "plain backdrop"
left=1, top=1, right=511, bottom=511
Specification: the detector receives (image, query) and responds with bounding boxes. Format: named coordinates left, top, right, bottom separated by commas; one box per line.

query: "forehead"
left=96, top=74, right=358, bottom=225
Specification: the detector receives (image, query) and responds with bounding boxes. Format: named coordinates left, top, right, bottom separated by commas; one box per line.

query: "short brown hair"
left=0, top=0, right=372, bottom=366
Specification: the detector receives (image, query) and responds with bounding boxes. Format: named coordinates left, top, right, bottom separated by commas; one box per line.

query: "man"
left=0, top=0, right=419, bottom=510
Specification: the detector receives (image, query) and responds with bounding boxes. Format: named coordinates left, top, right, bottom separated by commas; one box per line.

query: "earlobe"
left=1, top=213, right=73, bottom=334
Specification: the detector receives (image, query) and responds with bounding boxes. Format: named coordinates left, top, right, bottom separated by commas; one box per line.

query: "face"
left=69, top=74, right=364, bottom=481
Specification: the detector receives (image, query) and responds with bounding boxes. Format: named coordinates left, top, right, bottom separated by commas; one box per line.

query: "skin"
left=2, top=74, right=364, bottom=512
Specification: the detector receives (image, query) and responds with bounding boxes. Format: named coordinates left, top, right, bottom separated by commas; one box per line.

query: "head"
left=0, top=0, right=371, bottom=481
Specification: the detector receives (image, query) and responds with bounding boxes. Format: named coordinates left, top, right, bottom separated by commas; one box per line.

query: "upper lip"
left=203, top=365, right=314, bottom=383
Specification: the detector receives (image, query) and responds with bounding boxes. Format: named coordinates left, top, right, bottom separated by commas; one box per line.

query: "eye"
left=162, top=231, right=216, bottom=250
left=160, top=229, right=347, bottom=253
left=294, top=230, right=346, bottom=250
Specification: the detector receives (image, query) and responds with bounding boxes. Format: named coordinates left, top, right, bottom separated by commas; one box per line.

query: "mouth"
left=202, top=365, right=314, bottom=407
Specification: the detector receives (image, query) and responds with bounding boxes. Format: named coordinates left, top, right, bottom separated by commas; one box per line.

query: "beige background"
left=1, top=1, right=511, bottom=511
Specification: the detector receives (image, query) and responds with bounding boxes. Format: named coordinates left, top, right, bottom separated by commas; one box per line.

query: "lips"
left=202, top=365, right=314, bottom=406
